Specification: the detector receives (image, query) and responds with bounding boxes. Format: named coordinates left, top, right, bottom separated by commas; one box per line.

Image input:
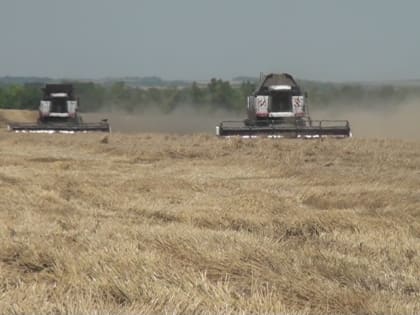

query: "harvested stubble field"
left=0, top=113, right=420, bottom=314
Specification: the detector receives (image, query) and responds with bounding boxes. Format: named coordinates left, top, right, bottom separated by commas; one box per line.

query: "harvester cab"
left=246, top=75, right=307, bottom=125
left=8, top=84, right=110, bottom=133
left=39, top=84, right=80, bottom=123
left=217, top=73, right=351, bottom=138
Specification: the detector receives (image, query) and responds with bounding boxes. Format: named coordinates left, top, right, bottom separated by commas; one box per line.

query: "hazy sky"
left=1, top=0, right=419, bottom=81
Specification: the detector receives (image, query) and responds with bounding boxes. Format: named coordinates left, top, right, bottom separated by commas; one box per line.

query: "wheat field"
left=0, top=110, right=419, bottom=314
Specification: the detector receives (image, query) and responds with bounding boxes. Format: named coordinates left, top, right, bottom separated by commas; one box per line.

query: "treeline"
left=73, top=79, right=256, bottom=112
left=0, top=79, right=419, bottom=113
left=302, top=82, right=420, bottom=109
left=0, top=80, right=255, bottom=113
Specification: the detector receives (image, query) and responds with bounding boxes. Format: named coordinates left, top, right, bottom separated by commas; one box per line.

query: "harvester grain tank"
left=216, top=73, right=351, bottom=138
left=8, top=84, right=110, bottom=133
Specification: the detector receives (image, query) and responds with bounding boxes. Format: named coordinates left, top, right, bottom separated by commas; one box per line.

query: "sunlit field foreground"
left=0, top=131, right=419, bottom=314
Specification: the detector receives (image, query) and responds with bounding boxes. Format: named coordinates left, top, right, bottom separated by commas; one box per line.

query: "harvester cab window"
left=51, top=97, right=68, bottom=113
left=271, top=91, right=291, bottom=112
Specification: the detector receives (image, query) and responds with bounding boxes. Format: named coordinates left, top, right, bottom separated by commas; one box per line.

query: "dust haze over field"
left=82, top=99, right=420, bottom=140
left=311, top=98, right=420, bottom=140
left=83, top=106, right=238, bottom=134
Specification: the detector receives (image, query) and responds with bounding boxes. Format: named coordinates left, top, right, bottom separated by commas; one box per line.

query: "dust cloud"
left=312, top=98, right=420, bottom=140
left=83, top=106, right=239, bottom=134
left=83, top=100, right=420, bottom=140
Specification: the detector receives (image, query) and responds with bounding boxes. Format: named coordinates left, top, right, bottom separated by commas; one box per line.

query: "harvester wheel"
left=244, top=119, right=254, bottom=126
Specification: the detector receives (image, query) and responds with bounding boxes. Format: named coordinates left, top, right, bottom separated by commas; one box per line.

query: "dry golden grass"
left=0, top=111, right=419, bottom=314
left=0, top=109, right=38, bottom=126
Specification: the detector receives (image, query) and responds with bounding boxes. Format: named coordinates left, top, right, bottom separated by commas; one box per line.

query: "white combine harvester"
left=217, top=73, right=351, bottom=138
left=8, top=84, right=110, bottom=133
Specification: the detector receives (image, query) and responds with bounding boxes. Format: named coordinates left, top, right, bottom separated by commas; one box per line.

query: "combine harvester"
left=8, top=84, right=110, bottom=133
left=216, top=73, right=351, bottom=138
